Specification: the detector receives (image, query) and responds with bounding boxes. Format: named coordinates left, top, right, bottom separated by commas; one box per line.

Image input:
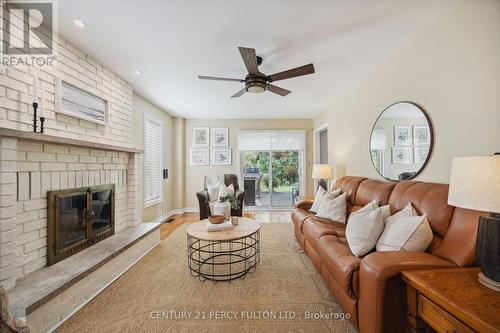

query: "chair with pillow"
left=196, top=174, right=245, bottom=220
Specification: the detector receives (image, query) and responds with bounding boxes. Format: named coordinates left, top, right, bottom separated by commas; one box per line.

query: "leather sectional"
left=292, top=176, right=483, bottom=333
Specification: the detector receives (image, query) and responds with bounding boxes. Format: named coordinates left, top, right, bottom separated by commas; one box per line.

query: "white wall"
left=184, top=119, right=314, bottom=208
left=314, top=0, right=500, bottom=183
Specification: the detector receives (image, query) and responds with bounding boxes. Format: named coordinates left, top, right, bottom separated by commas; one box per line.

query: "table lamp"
left=448, top=154, right=500, bottom=291
left=312, top=164, right=332, bottom=191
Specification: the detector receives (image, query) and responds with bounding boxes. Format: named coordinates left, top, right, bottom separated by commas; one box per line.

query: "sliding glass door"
left=241, top=151, right=271, bottom=206
left=240, top=150, right=302, bottom=207
left=271, top=151, right=300, bottom=206
left=238, top=130, right=306, bottom=208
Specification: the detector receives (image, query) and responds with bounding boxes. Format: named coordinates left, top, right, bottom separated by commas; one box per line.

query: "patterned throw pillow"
left=346, top=201, right=390, bottom=257
left=376, top=203, right=433, bottom=252
left=218, top=183, right=234, bottom=199
left=310, top=188, right=341, bottom=213
left=315, top=192, right=347, bottom=223
left=206, top=181, right=220, bottom=202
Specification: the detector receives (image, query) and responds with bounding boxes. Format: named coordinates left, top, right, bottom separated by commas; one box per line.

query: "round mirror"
left=370, top=101, right=433, bottom=181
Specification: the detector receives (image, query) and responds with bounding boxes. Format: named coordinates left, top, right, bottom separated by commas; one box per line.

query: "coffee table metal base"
left=187, top=230, right=260, bottom=282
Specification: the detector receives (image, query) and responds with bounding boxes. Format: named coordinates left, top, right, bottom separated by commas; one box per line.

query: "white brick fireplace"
left=0, top=19, right=159, bottom=332
left=0, top=136, right=142, bottom=288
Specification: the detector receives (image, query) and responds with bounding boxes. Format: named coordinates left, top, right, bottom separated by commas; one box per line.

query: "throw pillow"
left=346, top=207, right=384, bottom=257
left=353, top=200, right=378, bottom=213
left=310, top=187, right=326, bottom=213
left=310, top=188, right=341, bottom=213
left=219, top=183, right=234, bottom=198
left=380, top=205, right=392, bottom=222
left=376, top=202, right=433, bottom=252
left=315, top=192, right=347, bottom=223
left=207, top=181, right=220, bottom=202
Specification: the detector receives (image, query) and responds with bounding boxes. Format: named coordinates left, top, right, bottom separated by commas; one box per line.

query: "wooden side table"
left=402, top=268, right=500, bottom=333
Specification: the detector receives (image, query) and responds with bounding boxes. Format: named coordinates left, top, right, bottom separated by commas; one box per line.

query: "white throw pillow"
left=218, top=183, right=234, bottom=198
left=207, top=181, right=220, bottom=202
left=354, top=200, right=378, bottom=213
left=310, top=188, right=341, bottom=213
left=315, top=193, right=347, bottom=223
left=310, top=187, right=326, bottom=213
left=385, top=202, right=416, bottom=225
left=380, top=205, right=392, bottom=222
left=376, top=203, right=433, bottom=252
left=346, top=206, right=384, bottom=257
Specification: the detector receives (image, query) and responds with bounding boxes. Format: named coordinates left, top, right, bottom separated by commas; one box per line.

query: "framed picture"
left=394, top=126, right=412, bottom=146
left=211, top=149, right=232, bottom=165
left=413, top=125, right=430, bottom=146
left=55, top=78, right=108, bottom=125
left=190, top=149, right=209, bottom=166
left=192, top=127, right=209, bottom=147
left=392, top=147, right=413, bottom=164
left=211, top=128, right=229, bottom=147
left=414, top=147, right=430, bottom=164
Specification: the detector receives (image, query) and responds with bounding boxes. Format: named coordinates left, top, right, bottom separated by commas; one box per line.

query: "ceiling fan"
left=198, top=47, right=315, bottom=98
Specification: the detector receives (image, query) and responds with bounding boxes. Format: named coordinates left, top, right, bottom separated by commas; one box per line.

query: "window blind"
left=237, top=131, right=305, bottom=151
left=144, top=116, right=162, bottom=206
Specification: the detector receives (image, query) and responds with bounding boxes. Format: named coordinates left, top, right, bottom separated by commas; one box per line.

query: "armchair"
left=196, top=174, right=245, bottom=220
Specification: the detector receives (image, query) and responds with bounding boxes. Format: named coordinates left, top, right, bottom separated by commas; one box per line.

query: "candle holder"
left=32, top=102, right=38, bottom=132
left=40, top=117, right=45, bottom=134
left=32, top=102, right=45, bottom=134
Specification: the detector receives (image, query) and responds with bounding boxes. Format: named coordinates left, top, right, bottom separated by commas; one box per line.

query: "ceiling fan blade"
left=267, top=84, right=291, bottom=97
left=266, top=63, right=315, bottom=82
left=231, top=87, right=247, bottom=98
left=238, top=47, right=260, bottom=75
left=198, top=75, right=244, bottom=83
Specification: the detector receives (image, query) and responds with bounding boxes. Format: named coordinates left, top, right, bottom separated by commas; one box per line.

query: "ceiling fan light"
left=247, top=85, right=265, bottom=94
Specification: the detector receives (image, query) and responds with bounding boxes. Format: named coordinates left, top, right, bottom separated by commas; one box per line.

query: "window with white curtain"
left=144, top=115, right=163, bottom=207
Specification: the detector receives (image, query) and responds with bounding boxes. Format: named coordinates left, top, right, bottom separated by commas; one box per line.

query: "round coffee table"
left=187, top=217, right=260, bottom=282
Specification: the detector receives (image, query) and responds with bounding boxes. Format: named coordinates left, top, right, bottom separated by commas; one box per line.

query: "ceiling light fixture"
left=247, top=85, right=265, bottom=94
left=74, top=19, right=85, bottom=28
left=134, top=70, right=141, bottom=75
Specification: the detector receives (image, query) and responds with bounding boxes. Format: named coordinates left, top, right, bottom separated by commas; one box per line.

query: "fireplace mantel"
left=0, top=127, right=143, bottom=154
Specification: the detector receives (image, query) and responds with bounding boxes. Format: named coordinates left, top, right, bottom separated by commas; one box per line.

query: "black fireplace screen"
left=48, top=184, right=115, bottom=265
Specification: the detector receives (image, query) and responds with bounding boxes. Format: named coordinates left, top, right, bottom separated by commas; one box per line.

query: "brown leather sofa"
left=292, top=176, right=483, bottom=333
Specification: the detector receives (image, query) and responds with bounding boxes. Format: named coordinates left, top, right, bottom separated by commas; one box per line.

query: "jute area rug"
left=56, top=222, right=357, bottom=333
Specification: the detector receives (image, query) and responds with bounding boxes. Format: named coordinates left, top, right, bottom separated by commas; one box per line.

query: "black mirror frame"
left=369, top=101, right=434, bottom=182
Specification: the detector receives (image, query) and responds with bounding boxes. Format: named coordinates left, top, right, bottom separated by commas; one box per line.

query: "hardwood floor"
left=160, top=211, right=292, bottom=240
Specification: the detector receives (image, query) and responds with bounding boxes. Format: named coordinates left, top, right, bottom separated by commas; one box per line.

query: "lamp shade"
left=448, top=156, right=500, bottom=213
left=312, top=164, right=332, bottom=180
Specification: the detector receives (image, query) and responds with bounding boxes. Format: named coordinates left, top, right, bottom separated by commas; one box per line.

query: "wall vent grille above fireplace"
left=47, top=184, right=115, bottom=265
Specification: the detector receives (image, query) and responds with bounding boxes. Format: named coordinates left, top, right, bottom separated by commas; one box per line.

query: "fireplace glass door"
left=57, top=193, right=88, bottom=250
left=48, top=184, right=115, bottom=265
left=91, top=189, right=112, bottom=237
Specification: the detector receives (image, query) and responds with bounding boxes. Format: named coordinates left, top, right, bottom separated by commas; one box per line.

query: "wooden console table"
left=402, top=268, right=500, bottom=333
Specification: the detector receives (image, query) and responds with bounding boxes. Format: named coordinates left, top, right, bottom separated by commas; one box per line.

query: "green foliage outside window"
left=242, top=151, right=299, bottom=191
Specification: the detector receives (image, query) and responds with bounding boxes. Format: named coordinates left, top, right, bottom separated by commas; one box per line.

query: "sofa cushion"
left=291, top=208, right=315, bottom=233
left=303, top=218, right=346, bottom=245
left=318, top=235, right=361, bottom=298
left=332, top=176, right=367, bottom=205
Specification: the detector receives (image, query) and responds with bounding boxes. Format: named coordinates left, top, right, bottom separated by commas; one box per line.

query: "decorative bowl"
left=208, top=215, right=225, bottom=224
